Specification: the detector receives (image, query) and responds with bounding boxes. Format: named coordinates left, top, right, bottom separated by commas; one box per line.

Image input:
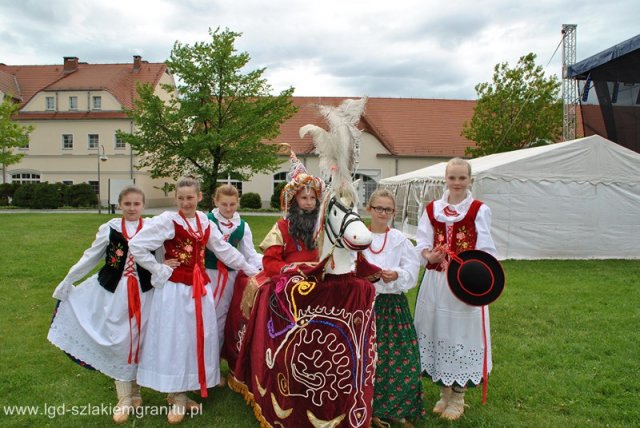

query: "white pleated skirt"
left=47, top=274, right=152, bottom=381
left=414, top=269, right=492, bottom=387
left=206, top=268, right=239, bottom=350
left=136, top=281, right=220, bottom=393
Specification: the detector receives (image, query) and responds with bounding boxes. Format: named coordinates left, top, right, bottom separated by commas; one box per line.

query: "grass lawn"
left=1, top=213, right=638, bottom=427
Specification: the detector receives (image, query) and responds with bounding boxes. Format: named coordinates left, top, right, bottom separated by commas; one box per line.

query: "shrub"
left=32, top=183, right=63, bottom=209
left=12, top=183, right=37, bottom=207
left=62, top=183, right=97, bottom=207
left=0, top=183, right=19, bottom=206
left=271, top=182, right=286, bottom=209
left=240, top=192, right=262, bottom=209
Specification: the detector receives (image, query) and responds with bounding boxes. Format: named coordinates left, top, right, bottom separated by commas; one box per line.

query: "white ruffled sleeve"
left=239, top=222, right=263, bottom=271
left=52, top=222, right=111, bottom=300
left=128, top=212, right=175, bottom=288
left=475, top=204, right=497, bottom=257
left=415, top=209, right=434, bottom=264
left=207, top=220, right=260, bottom=277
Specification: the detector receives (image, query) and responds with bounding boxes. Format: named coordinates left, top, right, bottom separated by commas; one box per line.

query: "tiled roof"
left=0, top=70, right=20, bottom=100
left=272, top=96, right=477, bottom=158
left=0, top=58, right=167, bottom=110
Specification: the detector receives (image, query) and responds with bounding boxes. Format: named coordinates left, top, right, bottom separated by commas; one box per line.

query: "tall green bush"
left=32, top=183, right=62, bottom=209
left=62, top=183, right=98, bottom=207
left=0, top=182, right=19, bottom=206
left=240, top=192, right=262, bottom=209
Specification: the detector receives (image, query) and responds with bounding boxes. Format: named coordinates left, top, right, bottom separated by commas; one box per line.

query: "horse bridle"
left=324, top=196, right=363, bottom=249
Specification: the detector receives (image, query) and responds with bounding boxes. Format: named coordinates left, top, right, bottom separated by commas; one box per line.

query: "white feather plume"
left=299, top=97, right=367, bottom=197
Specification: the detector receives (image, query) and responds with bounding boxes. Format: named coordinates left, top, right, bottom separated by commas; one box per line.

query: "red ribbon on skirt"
left=192, top=263, right=208, bottom=398
left=126, top=274, right=142, bottom=364
left=213, top=261, right=229, bottom=308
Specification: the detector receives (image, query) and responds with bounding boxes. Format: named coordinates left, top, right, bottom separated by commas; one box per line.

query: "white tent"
left=378, top=135, right=640, bottom=259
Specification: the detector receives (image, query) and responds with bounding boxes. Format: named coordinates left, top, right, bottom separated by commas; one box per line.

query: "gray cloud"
left=1, top=0, right=637, bottom=99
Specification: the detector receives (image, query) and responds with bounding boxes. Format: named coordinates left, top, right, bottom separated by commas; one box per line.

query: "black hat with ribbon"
left=446, top=250, right=505, bottom=306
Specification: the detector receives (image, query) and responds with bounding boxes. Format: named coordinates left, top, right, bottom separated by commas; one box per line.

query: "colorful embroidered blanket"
left=229, top=267, right=376, bottom=428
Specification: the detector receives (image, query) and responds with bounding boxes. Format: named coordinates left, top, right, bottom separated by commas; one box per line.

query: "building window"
left=115, top=135, right=126, bottom=150
left=69, top=96, right=78, bottom=110
left=88, top=181, right=99, bottom=194
left=62, top=134, right=73, bottom=150
left=92, top=96, right=102, bottom=110
left=217, top=174, right=243, bottom=196
left=19, top=138, right=29, bottom=150
left=273, top=171, right=288, bottom=193
left=11, top=172, right=41, bottom=183
left=62, top=180, right=73, bottom=185
left=88, top=134, right=99, bottom=150
left=46, top=96, right=55, bottom=110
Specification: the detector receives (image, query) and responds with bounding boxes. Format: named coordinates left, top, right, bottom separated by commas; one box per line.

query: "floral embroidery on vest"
left=171, top=238, right=196, bottom=264
left=107, top=242, right=125, bottom=268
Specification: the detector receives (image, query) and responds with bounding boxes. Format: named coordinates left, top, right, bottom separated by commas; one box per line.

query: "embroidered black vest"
left=97, top=228, right=153, bottom=293
left=204, top=214, right=245, bottom=271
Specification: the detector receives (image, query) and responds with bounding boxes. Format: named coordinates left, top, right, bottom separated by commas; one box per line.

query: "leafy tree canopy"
left=1, top=98, right=34, bottom=183
left=118, top=27, right=296, bottom=205
left=462, top=52, right=562, bottom=157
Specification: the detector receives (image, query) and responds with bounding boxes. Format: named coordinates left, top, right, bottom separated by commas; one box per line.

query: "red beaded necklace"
left=368, top=227, right=390, bottom=254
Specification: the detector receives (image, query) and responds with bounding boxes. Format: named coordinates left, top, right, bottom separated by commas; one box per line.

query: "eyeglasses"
left=370, top=206, right=395, bottom=215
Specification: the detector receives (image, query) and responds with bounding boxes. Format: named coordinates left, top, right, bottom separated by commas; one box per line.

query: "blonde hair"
left=214, top=184, right=239, bottom=201
left=118, top=185, right=145, bottom=204
left=445, top=157, right=472, bottom=176
left=176, top=176, right=200, bottom=193
left=367, top=188, right=396, bottom=209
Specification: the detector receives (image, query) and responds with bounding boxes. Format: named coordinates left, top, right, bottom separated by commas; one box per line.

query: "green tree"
left=0, top=98, right=34, bottom=183
left=462, top=53, right=562, bottom=157
left=118, top=28, right=296, bottom=208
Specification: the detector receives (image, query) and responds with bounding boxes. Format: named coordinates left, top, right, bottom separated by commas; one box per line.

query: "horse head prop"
left=300, top=97, right=372, bottom=275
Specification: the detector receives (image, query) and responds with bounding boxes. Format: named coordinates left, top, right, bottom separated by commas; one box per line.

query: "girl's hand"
left=164, top=258, right=180, bottom=268
left=423, top=246, right=447, bottom=264
left=380, top=269, right=399, bottom=283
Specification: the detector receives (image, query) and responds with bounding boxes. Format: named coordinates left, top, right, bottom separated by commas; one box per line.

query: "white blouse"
left=362, top=228, right=420, bottom=295
left=129, top=211, right=259, bottom=288
left=52, top=218, right=147, bottom=301
left=210, top=208, right=263, bottom=270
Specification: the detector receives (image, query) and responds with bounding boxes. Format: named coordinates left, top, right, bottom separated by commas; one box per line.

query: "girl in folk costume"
left=414, top=157, right=498, bottom=420
left=48, top=186, right=154, bottom=424
left=128, top=177, right=259, bottom=424
left=204, top=184, right=262, bottom=381
left=363, top=189, right=425, bottom=428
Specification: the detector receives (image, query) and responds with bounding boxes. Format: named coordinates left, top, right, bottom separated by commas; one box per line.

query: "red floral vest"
left=425, top=199, right=483, bottom=272
left=164, top=220, right=211, bottom=285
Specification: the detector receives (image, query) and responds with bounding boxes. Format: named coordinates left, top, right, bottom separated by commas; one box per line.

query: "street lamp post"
left=97, top=145, right=108, bottom=214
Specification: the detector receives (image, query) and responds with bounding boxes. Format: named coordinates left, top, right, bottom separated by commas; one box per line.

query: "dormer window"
left=46, top=96, right=55, bottom=111
left=92, top=96, right=102, bottom=110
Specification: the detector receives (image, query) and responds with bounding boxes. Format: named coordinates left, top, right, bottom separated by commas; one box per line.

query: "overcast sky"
left=1, top=0, right=637, bottom=100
